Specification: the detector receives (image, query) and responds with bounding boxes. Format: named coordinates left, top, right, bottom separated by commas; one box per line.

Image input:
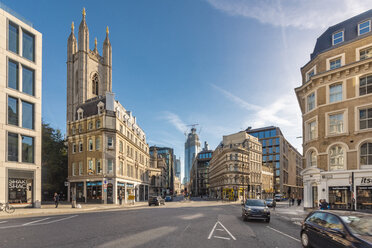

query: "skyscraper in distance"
left=184, top=128, right=201, bottom=184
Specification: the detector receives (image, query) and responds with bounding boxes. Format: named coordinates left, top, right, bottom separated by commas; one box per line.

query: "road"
left=0, top=200, right=302, bottom=248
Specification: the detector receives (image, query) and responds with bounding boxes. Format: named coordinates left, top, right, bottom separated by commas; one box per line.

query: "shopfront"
left=329, top=186, right=351, bottom=210
left=126, top=184, right=134, bottom=201
left=86, top=181, right=103, bottom=203
left=357, top=186, right=372, bottom=210
left=8, top=170, right=34, bottom=205
left=117, top=182, right=125, bottom=202
left=70, top=182, right=85, bottom=202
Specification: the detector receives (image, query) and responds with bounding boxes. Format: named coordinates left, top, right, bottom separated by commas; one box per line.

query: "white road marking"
left=208, top=221, right=236, bottom=241
left=41, top=215, right=78, bottom=224
left=22, top=217, right=50, bottom=226
left=216, top=228, right=224, bottom=231
left=0, top=221, right=8, bottom=224
left=213, top=236, right=230, bottom=240
left=266, top=226, right=300, bottom=242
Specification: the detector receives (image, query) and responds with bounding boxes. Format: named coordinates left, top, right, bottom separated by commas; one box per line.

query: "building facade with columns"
left=0, top=5, right=42, bottom=207
left=296, top=9, right=372, bottom=210
left=209, top=131, right=263, bottom=201
left=66, top=10, right=150, bottom=204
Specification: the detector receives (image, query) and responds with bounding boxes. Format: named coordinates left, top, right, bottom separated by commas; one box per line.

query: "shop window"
left=360, top=142, right=372, bottom=166
left=328, top=186, right=351, bottom=210
left=357, top=186, right=372, bottom=210
left=8, top=178, right=32, bottom=204
left=329, top=145, right=345, bottom=171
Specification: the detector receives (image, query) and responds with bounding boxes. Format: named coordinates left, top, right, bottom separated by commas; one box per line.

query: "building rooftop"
left=310, top=9, right=372, bottom=61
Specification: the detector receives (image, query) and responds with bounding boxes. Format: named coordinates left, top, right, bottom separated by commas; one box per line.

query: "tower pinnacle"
left=82, top=8, right=86, bottom=18
left=71, top=22, right=74, bottom=33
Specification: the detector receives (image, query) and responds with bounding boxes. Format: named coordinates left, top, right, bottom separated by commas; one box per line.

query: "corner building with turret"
left=66, top=10, right=150, bottom=204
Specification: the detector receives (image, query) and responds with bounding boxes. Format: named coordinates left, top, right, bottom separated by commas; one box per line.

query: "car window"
left=307, top=212, right=328, bottom=227
left=324, top=213, right=343, bottom=230
left=341, top=216, right=372, bottom=236
left=246, top=200, right=265, bottom=206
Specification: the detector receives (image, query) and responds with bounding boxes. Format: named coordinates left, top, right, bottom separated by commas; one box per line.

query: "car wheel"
left=301, top=232, right=311, bottom=248
left=156, top=202, right=160, bottom=206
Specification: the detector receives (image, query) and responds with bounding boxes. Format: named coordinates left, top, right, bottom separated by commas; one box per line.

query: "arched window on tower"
left=92, top=73, right=99, bottom=95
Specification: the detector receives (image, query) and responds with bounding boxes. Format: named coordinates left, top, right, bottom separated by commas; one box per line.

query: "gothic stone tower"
left=66, top=8, right=112, bottom=122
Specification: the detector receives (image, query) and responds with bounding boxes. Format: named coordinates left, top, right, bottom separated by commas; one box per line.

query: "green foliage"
left=42, top=122, right=68, bottom=200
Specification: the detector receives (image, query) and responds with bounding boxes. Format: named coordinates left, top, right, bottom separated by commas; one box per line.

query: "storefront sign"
left=8, top=179, right=27, bottom=189
left=360, top=177, right=372, bottom=185
left=329, top=186, right=350, bottom=190
left=358, top=186, right=372, bottom=190
left=117, top=183, right=125, bottom=187
left=127, top=184, right=134, bottom=188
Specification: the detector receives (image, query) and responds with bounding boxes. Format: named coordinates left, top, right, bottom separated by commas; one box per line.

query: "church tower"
left=66, top=8, right=112, bottom=122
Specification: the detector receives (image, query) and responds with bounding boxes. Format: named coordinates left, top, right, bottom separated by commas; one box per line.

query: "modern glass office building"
left=184, top=128, right=201, bottom=184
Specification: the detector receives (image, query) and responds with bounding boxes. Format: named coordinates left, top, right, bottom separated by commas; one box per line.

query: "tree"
left=42, top=122, right=68, bottom=201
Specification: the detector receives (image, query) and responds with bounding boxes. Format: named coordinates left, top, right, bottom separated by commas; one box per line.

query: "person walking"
left=54, top=192, right=59, bottom=208
left=297, top=197, right=302, bottom=206
left=119, top=193, right=123, bottom=205
left=319, top=199, right=329, bottom=210
left=291, top=197, right=295, bottom=206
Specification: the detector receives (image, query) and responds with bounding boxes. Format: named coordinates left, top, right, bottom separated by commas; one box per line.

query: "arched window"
left=329, top=145, right=344, bottom=171
left=308, top=150, right=317, bottom=167
left=92, top=73, right=99, bottom=95
left=360, top=142, right=372, bottom=166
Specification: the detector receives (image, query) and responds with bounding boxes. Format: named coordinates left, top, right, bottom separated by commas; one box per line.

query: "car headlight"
left=264, top=208, right=269, bottom=212
left=245, top=207, right=251, bottom=212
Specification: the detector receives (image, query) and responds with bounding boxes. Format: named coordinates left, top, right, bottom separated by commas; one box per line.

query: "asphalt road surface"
left=0, top=201, right=302, bottom=248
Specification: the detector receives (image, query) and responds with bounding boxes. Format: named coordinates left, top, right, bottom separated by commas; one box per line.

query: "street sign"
left=64, top=181, right=68, bottom=187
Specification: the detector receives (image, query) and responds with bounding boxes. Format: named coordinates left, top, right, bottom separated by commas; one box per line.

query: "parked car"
left=301, top=210, right=372, bottom=248
left=148, top=196, right=165, bottom=206
left=274, top=194, right=285, bottom=202
left=242, top=199, right=270, bottom=223
left=165, top=196, right=173, bottom=202
left=265, top=198, right=276, bottom=208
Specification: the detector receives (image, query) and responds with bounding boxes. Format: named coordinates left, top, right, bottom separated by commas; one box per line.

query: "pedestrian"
left=297, top=197, right=302, bottom=206
left=291, top=197, right=295, bottom=206
left=119, top=193, right=123, bottom=205
left=319, top=199, right=328, bottom=210
left=54, top=192, right=59, bottom=208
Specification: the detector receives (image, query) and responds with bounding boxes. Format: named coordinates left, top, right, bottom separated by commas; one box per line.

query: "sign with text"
left=8, top=179, right=27, bottom=189
left=128, top=195, right=135, bottom=200
left=361, top=177, right=372, bottom=185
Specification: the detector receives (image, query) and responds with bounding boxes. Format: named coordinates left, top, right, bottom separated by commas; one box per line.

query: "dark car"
left=148, top=196, right=165, bottom=206
left=301, top=210, right=372, bottom=248
left=165, top=196, right=172, bottom=202
left=242, top=199, right=270, bottom=223
left=274, top=194, right=284, bottom=202
left=266, top=198, right=276, bottom=208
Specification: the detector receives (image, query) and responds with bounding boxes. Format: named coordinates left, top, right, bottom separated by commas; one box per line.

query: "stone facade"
left=66, top=10, right=150, bottom=204
left=209, top=131, right=263, bottom=200
left=148, top=147, right=167, bottom=196
left=0, top=6, right=42, bottom=207
left=296, top=10, right=372, bottom=209
left=190, top=149, right=213, bottom=197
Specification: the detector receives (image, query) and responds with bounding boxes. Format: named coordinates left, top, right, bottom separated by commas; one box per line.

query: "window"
left=330, top=58, right=341, bottom=70
left=329, top=84, right=342, bottom=103
left=96, top=160, right=101, bottom=174
left=79, top=162, right=83, bottom=175
left=309, top=151, right=317, bottom=167
left=307, top=93, right=315, bottom=112
left=92, top=73, right=98, bottom=95
left=79, top=142, right=83, bottom=152
left=119, top=161, right=123, bottom=176
left=359, top=75, right=372, bottom=96
left=8, top=60, right=19, bottom=90
left=107, top=159, right=113, bottom=174
left=308, top=121, right=317, bottom=140
left=72, top=126, right=76, bottom=135
left=96, top=120, right=101, bottom=128
left=72, top=143, right=76, bottom=153
left=307, top=69, right=315, bottom=81
left=8, top=22, right=19, bottom=53
left=359, top=20, right=371, bottom=35
left=96, top=137, right=100, bottom=150
left=88, top=160, right=94, bottom=175
left=22, top=67, right=34, bottom=96
left=360, top=47, right=372, bottom=60
left=119, top=141, right=123, bottom=152
left=88, top=122, right=93, bottom=130
left=360, top=143, right=372, bottom=166
left=72, top=163, right=76, bottom=176
left=22, top=135, right=34, bottom=163
left=332, top=31, right=344, bottom=45
left=88, top=139, right=93, bottom=151
left=108, top=137, right=113, bottom=148
left=8, top=96, right=18, bottom=126
left=359, top=108, right=372, bottom=130
left=22, top=30, right=35, bottom=61
left=78, top=124, right=82, bottom=133
left=329, top=113, right=344, bottom=134
left=275, top=155, right=280, bottom=161
left=329, top=145, right=344, bottom=171
left=120, top=125, right=123, bottom=133
left=22, top=101, right=34, bottom=130
left=275, top=162, right=280, bottom=169
left=8, top=132, right=18, bottom=161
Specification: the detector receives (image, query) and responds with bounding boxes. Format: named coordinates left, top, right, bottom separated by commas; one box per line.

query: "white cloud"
left=205, top=0, right=372, bottom=29
left=161, top=111, right=188, bottom=134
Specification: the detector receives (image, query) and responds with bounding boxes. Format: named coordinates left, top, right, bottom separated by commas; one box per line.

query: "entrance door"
left=107, top=183, right=113, bottom=204
left=312, top=186, right=318, bottom=208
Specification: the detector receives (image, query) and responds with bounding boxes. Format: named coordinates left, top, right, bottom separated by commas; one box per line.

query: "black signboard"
left=357, top=186, right=372, bottom=190
left=329, top=186, right=350, bottom=190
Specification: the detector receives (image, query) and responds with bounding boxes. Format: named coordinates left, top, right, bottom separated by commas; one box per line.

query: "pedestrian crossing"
left=0, top=215, right=78, bottom=229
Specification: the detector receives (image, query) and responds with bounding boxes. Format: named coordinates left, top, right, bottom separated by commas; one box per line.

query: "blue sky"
left=3, top=0, right=372, bottom=181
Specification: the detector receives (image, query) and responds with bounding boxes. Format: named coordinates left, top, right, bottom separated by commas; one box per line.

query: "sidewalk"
left=0, top=201, right=148, bottom=219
